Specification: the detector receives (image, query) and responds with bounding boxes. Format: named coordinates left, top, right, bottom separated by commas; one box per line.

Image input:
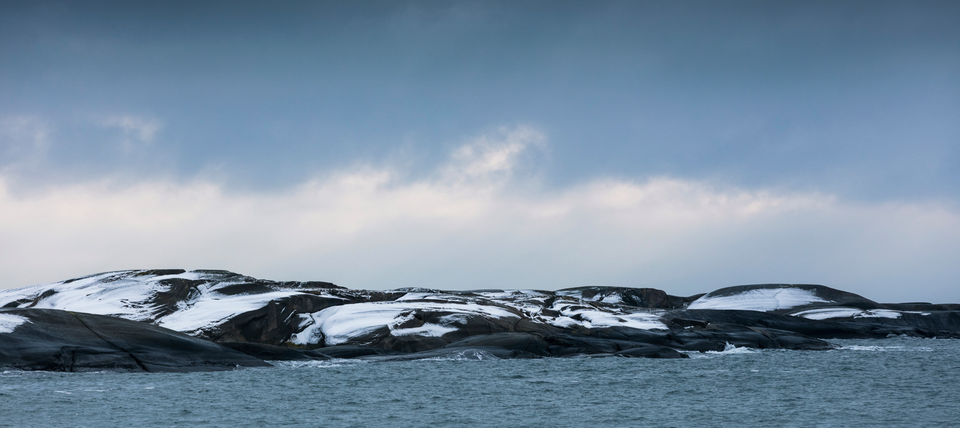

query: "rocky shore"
left=2, top=269, right=958, bottom=371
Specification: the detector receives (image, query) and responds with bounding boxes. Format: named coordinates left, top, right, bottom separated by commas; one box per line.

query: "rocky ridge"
left=2, top=269, right=959, bottom=371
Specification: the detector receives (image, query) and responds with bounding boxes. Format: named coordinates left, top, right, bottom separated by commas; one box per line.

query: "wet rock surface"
left=0, top=308, right=271, bottom=372
left=1, top=271, right=958, bottom=369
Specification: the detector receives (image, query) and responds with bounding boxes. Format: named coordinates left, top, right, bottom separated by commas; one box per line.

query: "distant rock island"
left=2, top=269, right=959, bottom=372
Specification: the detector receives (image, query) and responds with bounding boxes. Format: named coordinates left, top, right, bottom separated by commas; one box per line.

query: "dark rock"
left=358, top=346, right=542, bottom=361
left=0, top=308, right=270, bottom=372
left=5, top=270, right=960, bottom=362
left=311, top=345, right=402, bottom=359
left=556, top=286, right=696, bottom=309
left=667, top=309, right=960, bottom=340
left=771, top=334, right=836, bottom=350
left=190, top=269, right=244, bottom=276
left=201, top=294, right=358, bottom=345
left=615, top=344, right=689, bottom=359
left=146, top=278, right=206, bottom=318
left=377, top=334, right=449, bottom=353
left=282, top=281, right=343, bottom=290
left=883, top=303, right=960, bottom=311
left=220, top=342, right=331, bottom=361
left=442, top=333, right=553, bottom=356
left=133, top=269, right=187, bottom=277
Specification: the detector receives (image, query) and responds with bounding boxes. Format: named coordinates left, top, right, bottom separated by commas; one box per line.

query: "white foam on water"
left=688, top=288, right=831, bottom=311
left=267, top=360, right=357, bottom=369
left=0, top=313, right=29, bottom=333
left=418, top=349, right=502, bottom=361
left=841, top=345, right=933, bottom=352
left=706, top=342, right=759, bottom=355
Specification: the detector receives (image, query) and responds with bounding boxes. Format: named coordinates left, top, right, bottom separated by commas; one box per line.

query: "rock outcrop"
left=0, top=308, right=271, bottom=372
left=2, top=270, right=958, bottom=370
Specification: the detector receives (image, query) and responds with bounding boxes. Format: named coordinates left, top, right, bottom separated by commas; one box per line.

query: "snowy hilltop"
left=2, top=269, right=959, bottom=371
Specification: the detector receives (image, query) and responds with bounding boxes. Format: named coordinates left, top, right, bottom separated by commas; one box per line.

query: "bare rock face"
left=0, top=308, right=271, bottom=372
left=556, top=286, right=702, bottom=309
left=1, top=270, right=958, bottom=366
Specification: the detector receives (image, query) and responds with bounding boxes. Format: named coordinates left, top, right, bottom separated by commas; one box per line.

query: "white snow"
left=544, top=301, right=667, bottom=330
left=556, top=292, right=624, bottom=305
left=0, top=314, right=29, bottom=333
left=156, top=291, right=306, bottom=333
left=863, top=309, right=906, bottom=319
left=0, top=271, right=163, bottom=321
left=290, top=301, right=520, bottom=346
left=598, top=294, right=623, bottom=304
left=791, top=307, right=904, bottom=320
left=1, top=269, right=677, bottom=346
left=687, top=288, right=831, bottom=311
left=390, top=324, right=458, bottom=337
left=472, top=290, right=549, bottom=302
left=0, top=270, right=315, bottom=334
left=791, top=307, right=862, bottom=320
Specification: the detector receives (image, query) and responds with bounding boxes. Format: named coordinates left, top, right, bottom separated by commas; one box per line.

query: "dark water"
left=2, top=337, right=959, bottom=427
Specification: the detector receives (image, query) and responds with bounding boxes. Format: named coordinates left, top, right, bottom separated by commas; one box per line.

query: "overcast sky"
left=1, top=1, right=958, bottom=302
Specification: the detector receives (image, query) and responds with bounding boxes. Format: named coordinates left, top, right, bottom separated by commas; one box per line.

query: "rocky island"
left=2, top=269, right=958, bottom=371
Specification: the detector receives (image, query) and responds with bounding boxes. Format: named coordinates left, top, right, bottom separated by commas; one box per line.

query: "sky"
left=1, top=1, right=959, bottom=302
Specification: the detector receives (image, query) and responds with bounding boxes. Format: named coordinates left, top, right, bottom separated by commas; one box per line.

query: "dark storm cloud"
left=1, top=1, right=959, bottom=299
left=1, top=0, right=957, bottom=200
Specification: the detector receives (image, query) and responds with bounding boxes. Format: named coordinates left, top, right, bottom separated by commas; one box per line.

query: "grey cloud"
left=97, top=115, right=162, bottom=151
left=1, top=128, right=957, bottom=303
left=0, top=116, right=51, bottom=173
left=0, top=1, right=957, bottom=201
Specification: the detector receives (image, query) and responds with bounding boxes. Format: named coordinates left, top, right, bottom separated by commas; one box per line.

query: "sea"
left=2, top=337, right=958, bottom=427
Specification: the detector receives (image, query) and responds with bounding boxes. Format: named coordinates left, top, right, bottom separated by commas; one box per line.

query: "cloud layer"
left=1, top=127, right=958, bottom=302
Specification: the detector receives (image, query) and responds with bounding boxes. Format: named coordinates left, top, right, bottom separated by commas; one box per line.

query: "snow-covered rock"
left=2, top=271, right=959, bottom=360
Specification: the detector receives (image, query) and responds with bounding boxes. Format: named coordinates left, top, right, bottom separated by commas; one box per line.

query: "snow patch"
left=792, top=307, right=903, bottom=320
left=0, top=270, right=223, bottom=322
left=291, top=301, right=520, bottom=346
left=545, top=302, right=666, bottom=330
left=157, top=291, right=306, bottom=333
left=391, top=323, right=458, bottom=337
left=688, top=288, right=831, bottom=311
left=0, top=314, right=29, bottom=333
left=791, top=307, right=862, bottom=320
left=0, top=270, right=321, bottom=335
left=599, top=294, right=623, bottom=304
left=472, top=290, right=548, bottom=302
